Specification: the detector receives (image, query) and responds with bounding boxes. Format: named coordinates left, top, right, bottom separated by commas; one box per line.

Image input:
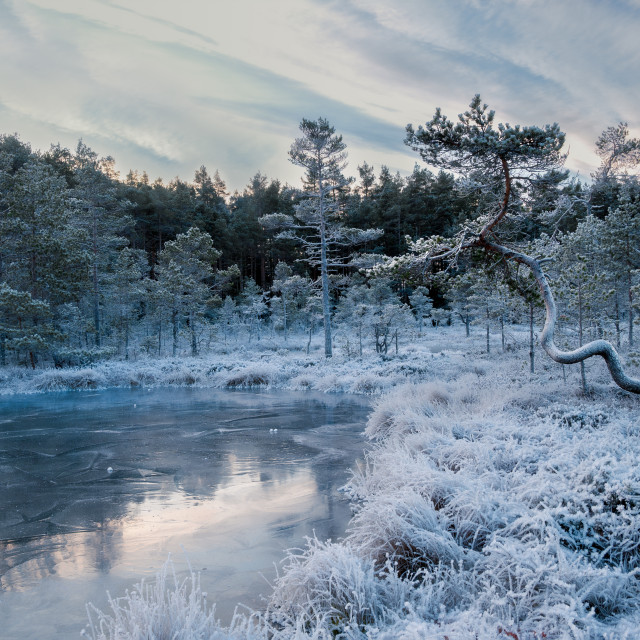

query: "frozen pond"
left=0, top=387, right=371, bottom=639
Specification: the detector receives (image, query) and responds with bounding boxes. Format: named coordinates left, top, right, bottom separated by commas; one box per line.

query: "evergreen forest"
left=1, top=110, right=639, bottom=381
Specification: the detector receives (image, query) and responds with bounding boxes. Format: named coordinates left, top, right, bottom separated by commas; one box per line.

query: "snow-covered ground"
left=0, top=324, right=628, bottom=399
left=0, top=327, right=469, bottom=397
left=6, top=325, right=640, bottom=639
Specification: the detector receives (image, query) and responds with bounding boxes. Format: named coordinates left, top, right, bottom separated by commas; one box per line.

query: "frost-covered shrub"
left=312, top=373, right=342, bottom=393
left=161, top=366, right=200, bottom=386
left=226, top=373, right=269, bottom=387
left=351, top=375, right=384, bottom=395
left=545, top=406, right=609, bottom=431
left=33, top=368, right=108, bottom=391
left=0, top=365, right=33, bottom=392
left=269, top=538, right=419, bottom=637
left=269, top=539, right=383, bottom=632
left=289, top=374, right=313, bottom=389
left=130, top=366, right=160, bottom=386
left=364, top=380, right=493, bottom=442
left=347, top=490, right=464, bottom=576
left=225, top=364, right=279, bottom=387
left=84, top=558, right=263, bottom=640
left=475, top=520, right=588, bottom=633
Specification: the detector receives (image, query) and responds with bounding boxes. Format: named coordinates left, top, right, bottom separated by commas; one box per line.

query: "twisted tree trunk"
left=477, top=152, right=640, bottom=394
left=481, top=238, right=640, bottom=393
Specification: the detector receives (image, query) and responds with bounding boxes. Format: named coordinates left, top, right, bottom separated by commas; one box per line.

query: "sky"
left=1, top=0, right=639, bottom=193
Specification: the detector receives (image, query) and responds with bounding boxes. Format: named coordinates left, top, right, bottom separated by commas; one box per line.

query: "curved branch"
left=407, top=96, right=637, bottom=393
left=482, top=239, right=640, bottom=393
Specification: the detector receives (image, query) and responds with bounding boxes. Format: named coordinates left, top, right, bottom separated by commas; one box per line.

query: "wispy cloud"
left=1, top=0, right=638, bottom=189
left=341, top=0, right=640, bottom=174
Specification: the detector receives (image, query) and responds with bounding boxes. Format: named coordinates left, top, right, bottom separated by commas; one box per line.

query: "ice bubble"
left=107, top=467, right=114, bottom=474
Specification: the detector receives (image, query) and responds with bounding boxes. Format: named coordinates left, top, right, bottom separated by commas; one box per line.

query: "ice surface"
left=0, top=387, right=370, bottom=639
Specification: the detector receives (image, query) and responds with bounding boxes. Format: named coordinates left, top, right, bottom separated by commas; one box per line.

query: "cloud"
left=1, top=0, right=638, bottom=189
left=338, top=0, right=640, bottom=175
left=101, top=2, right=219, bottom=49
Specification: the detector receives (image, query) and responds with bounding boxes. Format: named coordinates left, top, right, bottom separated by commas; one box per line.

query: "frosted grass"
left=0, top=325, right=493, bottom=397
left=82, top=557, right=265, bottom=640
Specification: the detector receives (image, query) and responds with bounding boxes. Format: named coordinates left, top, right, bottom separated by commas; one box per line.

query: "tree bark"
left=93, top=210, right=101, bottom=348
left=614, top=288, right=621, bottom=349
left=172, top=309, right=178, bottom=357
left=578, top=280, right=588, bottom=394
left=190, top=310, right=197, bottom=356
left=318, top=171, right=332, bottom=358
left=529, top=302, right=534, bottom=374
left=485, top=305, right=490, bottom=354
left=628, top=259, right=634, bottom=347
left=282, top=294, right=288, bottom=342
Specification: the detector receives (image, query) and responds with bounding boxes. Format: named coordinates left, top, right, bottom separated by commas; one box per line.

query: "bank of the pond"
left=0, top=330, right=464, bottom=396
left=0, top=325, right=626, bottom=398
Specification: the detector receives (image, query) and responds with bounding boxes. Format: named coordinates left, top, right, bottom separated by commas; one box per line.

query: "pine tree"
left=396, top=95, right=640, bottom=393
left=408, top=286, right=433, bottom=334
left=0, top=284, right=56, bottom=367
left=261, top=118, right=382, bottom=357
left=368, top=278, right=412, bottom=355
left=237, top=278, right=267, bottom=343
left=1, top=154, right=88, bottom=364
left=600, top=189, right=640, bottom=347
left=271, top=262, right=311, bottom=342
left=447, top=272, right=476, bottom=338
left=105, top=247, right=148, bottom=360
left=216, top=296, right=238, bottom=345
left=334, top=283, right=372, bottom=357
left=72, top=141, right=134, bottom=348
left=548, top=217, right=612, bottom=392
left=191, top=166, right=230, bottom=255
left=156, top=227, right=220, bottom=356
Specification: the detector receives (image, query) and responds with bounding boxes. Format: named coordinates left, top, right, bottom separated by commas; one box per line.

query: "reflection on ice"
left=0, top=388, right=370, bottom=639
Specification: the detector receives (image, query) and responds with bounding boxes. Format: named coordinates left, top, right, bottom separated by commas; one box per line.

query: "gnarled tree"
left=397, top=95, right=640, bottom=393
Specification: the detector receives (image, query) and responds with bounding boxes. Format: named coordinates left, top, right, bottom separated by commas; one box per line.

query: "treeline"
left=0, top=118, right=638, bottom=369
